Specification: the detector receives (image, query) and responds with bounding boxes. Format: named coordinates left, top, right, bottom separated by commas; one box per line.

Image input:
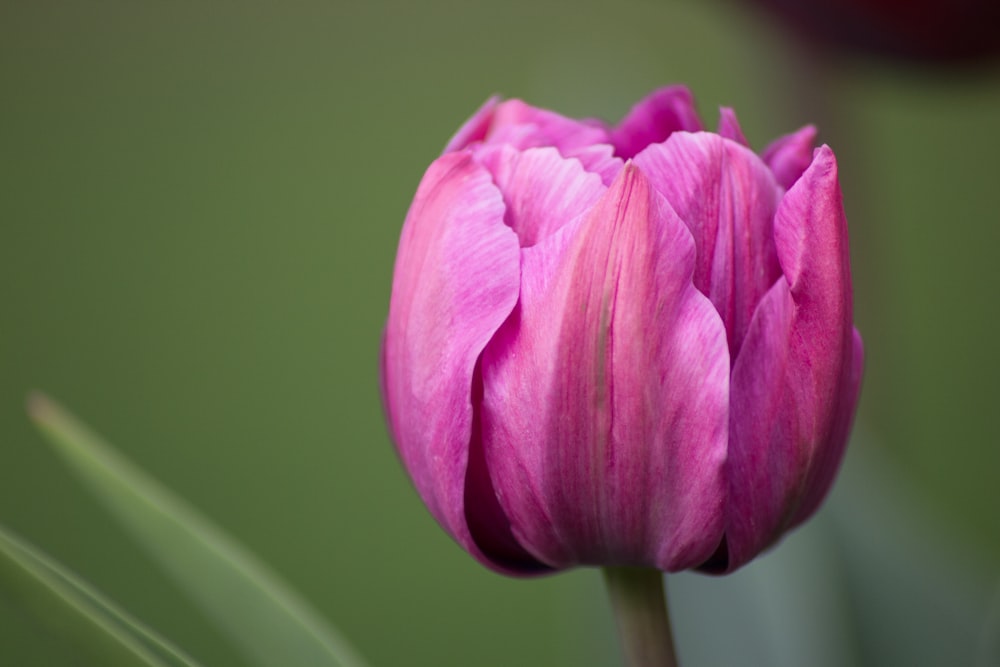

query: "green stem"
left=603, top=567, right=678, bottom=667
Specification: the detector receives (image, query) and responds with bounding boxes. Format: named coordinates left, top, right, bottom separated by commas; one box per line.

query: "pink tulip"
left=381, top=87, right=864, bottom=576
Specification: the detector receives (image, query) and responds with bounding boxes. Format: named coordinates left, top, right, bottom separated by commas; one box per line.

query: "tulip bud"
left=381, top=87, right=863, bottom=576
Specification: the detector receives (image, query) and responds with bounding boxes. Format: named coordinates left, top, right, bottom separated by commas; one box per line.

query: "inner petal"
left=474, top=145, right=606, bottom=247
left=487, top=99, right=610, bottom=153
left=609, top=86, right=704, bottom=158
left=634, top=133, right=784, bottom=359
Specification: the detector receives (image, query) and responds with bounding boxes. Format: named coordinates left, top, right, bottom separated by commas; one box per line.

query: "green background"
left=1, top=1, right=998, bottom=665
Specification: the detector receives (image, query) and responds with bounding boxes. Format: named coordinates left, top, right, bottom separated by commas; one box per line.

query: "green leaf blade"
left=0, top=524, right=203, bottom=667
left=27, top=392, right=368, bottom=667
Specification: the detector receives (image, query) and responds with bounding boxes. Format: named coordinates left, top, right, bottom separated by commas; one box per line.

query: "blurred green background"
left=1, top=1, right=998, bottom=665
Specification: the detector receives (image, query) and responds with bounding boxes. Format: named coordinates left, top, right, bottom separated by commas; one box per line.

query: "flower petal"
left=609, top=86, right=703, bottom=158
left=380, top=151, right=523, bottom=572
left=761, top=124, right=818, bottom=191
left=474, top=145, right=607, bottom=247
left=789, top=327, right=864, bottom=526
left=485, top=99, right=610, bottom=153
left=635, top=133, right=784, bottom=357
left=480, top=165, right=729, bottom=571
left=564, top=144, right=625, bottom=185
left=723, top=146, right=857, bottom=572
left=443, top=96, right=500, bottom=153
left=717, top=107, right=750, bottom=147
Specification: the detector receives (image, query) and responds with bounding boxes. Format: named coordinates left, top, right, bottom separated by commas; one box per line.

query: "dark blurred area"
left=1, top=1, right=998, bottom=665
left=748, top=0, right=1000, bottom=63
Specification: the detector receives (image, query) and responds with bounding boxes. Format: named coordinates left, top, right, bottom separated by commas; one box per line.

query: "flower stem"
left=602, top=567, right=678, bottom=667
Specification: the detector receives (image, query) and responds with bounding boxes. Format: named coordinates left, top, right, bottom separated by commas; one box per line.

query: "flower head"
left=381, top=87, right=863, bottom=575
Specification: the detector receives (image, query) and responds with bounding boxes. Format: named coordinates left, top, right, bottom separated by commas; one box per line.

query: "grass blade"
left=27, top=392, right=368, bottom=667
left=0, top=523, right=202, bottom=667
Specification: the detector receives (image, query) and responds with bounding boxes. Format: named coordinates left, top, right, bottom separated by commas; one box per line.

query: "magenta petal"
left=725, top=146, right=857, bottom=571
left=790, top=328, right=864, bottom=527
left=480, top=165, right=729, bottom=571
left=717, top=107, right=750, bottom=147
left=486, top=99, right=610, bottom=153
left=723, top=280, right=797, bottom=572
left=564, top=144, right=625, bottom=185
left=443, top=96, right=500, bottom=153
left=610, top=86, right=703, bottom=158
left=635, top=133, right=783, bottom=356
left=474, top=145, right=606, bottom=247
left=381, top=151, right=522, bottom=572
left=761, top=124, right=818, bottom=191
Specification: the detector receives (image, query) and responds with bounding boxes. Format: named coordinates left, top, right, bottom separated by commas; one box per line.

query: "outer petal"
left=721, top=145, right=858, bottom=572
left=609, top=86, right=703, bottom=158
left=634, top=133, right=784, bottom=357
left=380, top=151, right=523, bottom=572
left=790, top=327, right=864, bottom=526
left=480, top=165, right=729, bottom=571
left=761, top=124, right=818, bottom=191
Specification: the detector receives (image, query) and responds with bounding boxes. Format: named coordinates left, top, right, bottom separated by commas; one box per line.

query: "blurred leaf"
left=27, top=392, right=369, bottom=667
left=0, top=523, right=201, bottom=667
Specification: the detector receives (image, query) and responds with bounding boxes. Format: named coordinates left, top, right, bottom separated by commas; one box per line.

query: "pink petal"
left=790, top=328, right=864, bottom=526
left=486, top=98, right=610, bottom=153
left=634, top=133, right=784, bottom=357
left=761, top=124, right=818, bottom=191
left=464, top=365, right=552, bottom=574
left=480, top=165, right=729, bottom=571
left=380, top=151, right=525, bottom=573
left=474, top=145, right=607, bottom=247
left=443, top=96, right=500, bottom=153
left=564, top=144, right=625, bottom=185
left=717, top=107, right=750, bottom=147
left=609, top=85, right=703, bottom=158
left=723, top=146, right=858, bottom=572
